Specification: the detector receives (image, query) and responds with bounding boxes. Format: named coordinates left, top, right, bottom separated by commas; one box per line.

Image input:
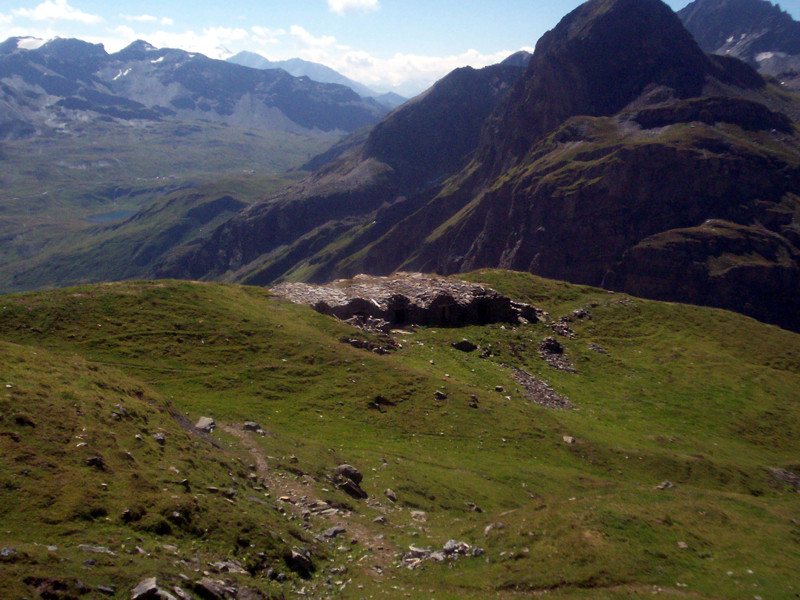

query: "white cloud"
left=0, top=13, right=12, bottom=25
left=104, top=24, right=250, bottom=59
left=289, top=25, right=335, bottom=47
left=251, top=26, right=285, bottom=45
left=121, top=14, right=173, bottom=26
left=0, top=11, right=519, bottom=96
left=327, top=0, right=379, bottom=15
left=12, top=0, right=102, bottom=24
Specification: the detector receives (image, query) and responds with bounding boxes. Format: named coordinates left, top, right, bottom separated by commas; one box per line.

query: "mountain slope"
left=678, top=0, right=800, bottom=88
left=1, top=273, right=800, bottom=598
left=157, top=62, right=527, bottom=284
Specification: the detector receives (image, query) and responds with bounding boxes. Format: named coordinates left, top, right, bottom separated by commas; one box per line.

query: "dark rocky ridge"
left=476, top=0, right=765, bottom=176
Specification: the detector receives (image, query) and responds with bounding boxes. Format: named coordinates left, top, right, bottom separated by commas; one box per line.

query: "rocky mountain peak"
left=679, top=0, right=800, bottom=58
left=478, top=0, right=717, bottom=170
left=112, top=40, right=160, bottom=61
left=37, top=37, right=108, bottom=61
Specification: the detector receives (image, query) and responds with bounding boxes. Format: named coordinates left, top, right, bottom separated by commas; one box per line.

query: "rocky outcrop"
left=606, top=220, right=800, bottom=331
left=272, top=272, right=538, bottom=329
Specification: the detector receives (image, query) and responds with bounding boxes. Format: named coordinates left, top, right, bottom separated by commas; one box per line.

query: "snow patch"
left=726, top=36, right=734, bottom=43
left=17, top=37, right=46, bottom=50
left=112, top=68, right=132, bottom=81
left=756, top=52, right=775, bottom=62
left=150, top=56, right=164, bottom=64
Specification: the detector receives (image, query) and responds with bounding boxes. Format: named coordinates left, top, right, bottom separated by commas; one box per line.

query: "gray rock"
left=193, top=578, right=235, bottom=600
left=429, top=550, right=446, bottom=562
left=656, top=481, right=675, bottom=490
left=495, top=386, right=505, bottom=393
left=130, top=578, right=177, bottom=600
left=242, top=421, right=261, bottom=431
left=434, top=390, right=448, bottom=400
left=131, top=578, right=159, bottom=600
left=337, top=478, right=367, bottom=499
left=78, top=544, right=116, bottom=556
left=284, top=549, right=314, bottom=578
left=373, top=516, right=387, bottom=524
left=384, top=488, right=397, bottom=502
left=210, top=559, right=247, bottom=574
left=405, top=546, right=431, bottom=559
left=334, top=464, right=363, bottom=484
left=194, top=417, right=216, bottom=433
left=97, top=585, right=116, bottom=595
left=443, top=540, right=470, bottom=555
left=0, top=547, right=16, bottom=558
left=152, top=433, right=166, bottom=446
left=321, top=525, right=346, bottom=540
left=172, top=588, right=192, bottom=600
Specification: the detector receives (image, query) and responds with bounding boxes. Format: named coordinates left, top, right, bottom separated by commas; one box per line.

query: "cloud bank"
left=327, top=0, right=380, bottom=16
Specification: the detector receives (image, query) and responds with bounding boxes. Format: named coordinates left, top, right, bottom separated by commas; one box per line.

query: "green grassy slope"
left=1, top=271, right=798, bottom=599
left=0, top=119, right=336, bottom=293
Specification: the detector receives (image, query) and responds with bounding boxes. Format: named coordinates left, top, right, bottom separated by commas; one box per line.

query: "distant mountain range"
left=158, top=0, right=800, bottom=332
left=0, top=37, right=388, bottom=139
left=678, top=0, right=800, bottom=88
left=227, top=51, right=407, bottom=108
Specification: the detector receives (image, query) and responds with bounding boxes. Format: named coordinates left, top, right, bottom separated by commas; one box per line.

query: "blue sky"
left=0, top=0, right=798, bottom=95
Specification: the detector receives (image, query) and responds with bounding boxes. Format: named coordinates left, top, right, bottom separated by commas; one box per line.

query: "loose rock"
left=193, top=578, right=236, bottom=600
left=131, top=578, right=177, bottom=600
left=194, top=417, right=216, bottom=433
left=284, top=549, right=314, bottom=578
left=334, top=464, right=363, bottom=485
left=320, top=526, right=346, bottom=540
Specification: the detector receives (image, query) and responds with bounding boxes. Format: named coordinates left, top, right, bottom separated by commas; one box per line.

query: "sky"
left=0, top=0, right=798, bottom=95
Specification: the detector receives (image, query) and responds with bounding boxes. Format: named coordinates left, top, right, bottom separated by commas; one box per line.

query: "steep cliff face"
left=607, top=219, right=800, bottom=331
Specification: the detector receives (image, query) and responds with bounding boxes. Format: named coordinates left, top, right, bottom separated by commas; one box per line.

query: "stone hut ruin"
left=271, top=272, right=538, bottom=330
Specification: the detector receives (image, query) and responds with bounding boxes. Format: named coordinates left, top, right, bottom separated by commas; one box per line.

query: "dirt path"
left=221, top=424, right=399, bottom=581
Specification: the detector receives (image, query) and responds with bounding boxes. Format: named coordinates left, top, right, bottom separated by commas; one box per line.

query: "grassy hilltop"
left=0, top=270, right=798, bottom=599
